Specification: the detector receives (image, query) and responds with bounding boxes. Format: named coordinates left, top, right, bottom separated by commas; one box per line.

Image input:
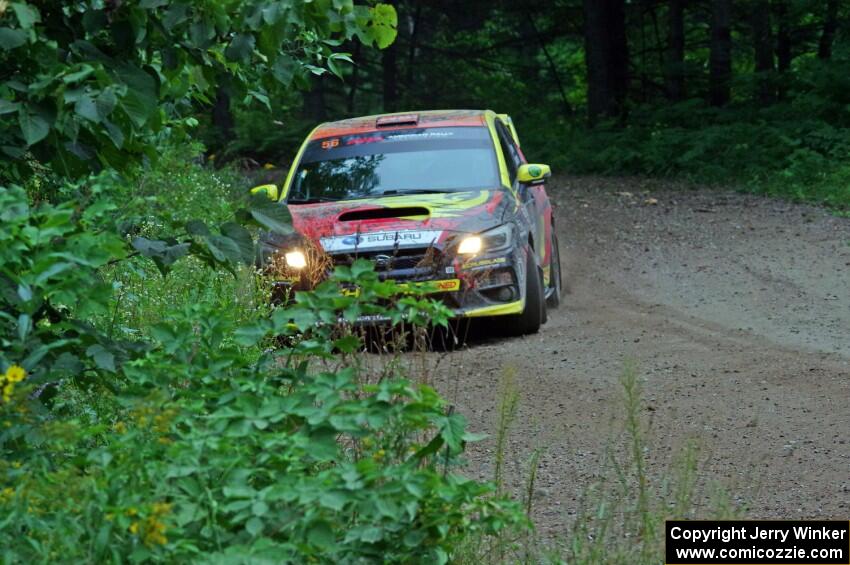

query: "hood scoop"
left=338, top=206, right=430, bottom=222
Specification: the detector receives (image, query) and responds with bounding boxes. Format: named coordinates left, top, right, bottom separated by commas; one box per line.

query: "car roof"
left=310, top=109, right=491, bottom=139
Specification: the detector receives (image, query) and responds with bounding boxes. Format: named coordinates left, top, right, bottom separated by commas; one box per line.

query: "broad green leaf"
left=11, top=3, right=41, bottom=30
left=96, top=88, right=117, bottom=118
left=103, top=119, right=125, bottom=148
left=272, top=55, right=297, bottom=85
left=189, top=19, right=214, bottom=48
left=75, top=95, right=101, bottom=123
left=186, top=220, right=211, bottom=237
left=18, top=108, right=49, bottom=145
left=131, top=237, right=190, bottom=275
left=368, top=3, right=397, bottom=49
left=439, top=412, right=467, bottom=452
left=0, top=99, right=19, bottom=115
left=220, top=222, right=254, bottom=263
left=247, top=194, right=293, bottom=234
left=233, top=322, right=269, bottom=347
left=307, top=521, right=335, bottom=547
left=203, top=234, right=243, bottom=264
left=318, top=491, right=347, bottom=511
left=0, top=27, right=27, bottom=50
left=225, top=33, right=255, bottom=62
left=17, top=313, right=31, bottom=341
left=114, top=64, right=157, bottom=128
left=162, top=2, right=188, bottom=30
left=245, top=516, right=264, bottom=536
left=63, top=64, right=95, bottom=84
left=86, top=344, right=116, bottom=372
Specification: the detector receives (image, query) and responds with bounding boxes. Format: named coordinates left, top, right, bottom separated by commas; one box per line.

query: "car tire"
left=507, top=247, right=545, bottom=335
left=546, top=231, right=563, bottom=309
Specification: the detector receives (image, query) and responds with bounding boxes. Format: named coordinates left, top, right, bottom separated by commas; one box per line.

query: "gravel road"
left=428, top=177, right=850, bottom=539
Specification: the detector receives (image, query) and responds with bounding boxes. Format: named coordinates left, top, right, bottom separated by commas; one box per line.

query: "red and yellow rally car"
left=254, top=110, right=562, bottom=335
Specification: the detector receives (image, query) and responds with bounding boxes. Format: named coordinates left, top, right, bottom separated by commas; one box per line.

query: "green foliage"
left=545, top=92, right=850, bottom=210
left=0, top=0, right=398, bottom=181
left=0, top=185, right=138, bottom=394
left=0, top=182, right=525, bottom=563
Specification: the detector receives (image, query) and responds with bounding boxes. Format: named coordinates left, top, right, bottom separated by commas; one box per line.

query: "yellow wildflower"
left=129, top=521, right=139, bottom=534
left=1, top=365, right=26, bottom=403
left=263, top=163, right=276, bottom=170
left=113, top=421, right=127, bottom=434
left=6, top=366, right=25, bottom=383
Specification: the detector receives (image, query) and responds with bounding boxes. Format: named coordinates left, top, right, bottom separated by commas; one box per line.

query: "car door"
left=494, top=120, right=550, bottom=277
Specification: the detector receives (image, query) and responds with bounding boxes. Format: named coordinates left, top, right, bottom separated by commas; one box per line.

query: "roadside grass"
left=93, top=142, right=267, bottom=337
left=455, top=362, right=743, bottom=564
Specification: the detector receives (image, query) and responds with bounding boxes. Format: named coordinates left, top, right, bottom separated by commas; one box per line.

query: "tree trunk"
left=774, top=0, right=791, bottom=98
left=212, top=85, right=234, bottom=142
left=818, top=0, right=839, bottom=60
left=583, top=0, right=629, bottom=123
left=527, top=11, right=573, bottom=117
left=405, top=0, right=422, bottom=94
left=775, top=1, right=792, bottom=72
left=709, top=0, right=732, bottom=107
left=382, top=0, right=399, bottom=113
left=752, top=0, right=774, bottom=104
left=347, top=41, right=362, bottom=114
left=304, top=75, right=327, bottom=122
left=665, top=0, right=686, bottom=101
left=382, top=43, right=398, bottom=112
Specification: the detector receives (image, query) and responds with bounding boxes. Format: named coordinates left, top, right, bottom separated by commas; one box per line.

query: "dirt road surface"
left=428, top=177, right=850, bottom=539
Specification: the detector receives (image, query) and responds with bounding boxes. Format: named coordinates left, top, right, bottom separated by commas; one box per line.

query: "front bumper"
left=269, top=248, right=525, bottom=323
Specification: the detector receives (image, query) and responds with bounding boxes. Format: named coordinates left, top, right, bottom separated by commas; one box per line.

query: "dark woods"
left=203, top=0, right=849, bottom=209
left=240, top=0, right=846, bottom=132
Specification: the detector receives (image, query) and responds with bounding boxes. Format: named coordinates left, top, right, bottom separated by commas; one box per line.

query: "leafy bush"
left=0, top=185, right=525, bottom=563
left=0, top=0, right=397, bottom=181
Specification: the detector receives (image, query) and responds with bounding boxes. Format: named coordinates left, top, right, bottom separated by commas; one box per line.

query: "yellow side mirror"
left=250, top=183, right=279, bottom=201
left=517, top=163, right=551, bottom=185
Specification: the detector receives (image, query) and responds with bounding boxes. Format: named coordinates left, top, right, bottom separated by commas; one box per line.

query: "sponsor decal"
left=340, top=279, right=460, bottom=298
left=321, top=230, right=442, bottom=252
left=463, top=256, right=508, bottom=269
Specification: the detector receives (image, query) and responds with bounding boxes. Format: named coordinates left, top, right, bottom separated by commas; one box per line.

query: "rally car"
left=253, top=110, right=562, bottom=335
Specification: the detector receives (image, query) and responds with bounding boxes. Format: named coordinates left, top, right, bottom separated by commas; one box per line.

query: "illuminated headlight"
left=457, top=236, right=482, bottom=255
left=284, top=250, right=307, bottom=269
left=458, top=224, right=514, bottom=255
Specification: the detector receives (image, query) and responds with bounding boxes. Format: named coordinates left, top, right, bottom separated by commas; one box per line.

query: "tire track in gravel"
left=428, top=177, right=850, bottom=540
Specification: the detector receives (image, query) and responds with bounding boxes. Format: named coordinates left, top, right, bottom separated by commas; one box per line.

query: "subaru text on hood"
left=253, top=110, right=562, bottom=335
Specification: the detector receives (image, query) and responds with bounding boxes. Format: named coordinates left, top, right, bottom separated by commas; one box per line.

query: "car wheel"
left=546, top=231, right=563, bottom=309
left=507, top=247, right=545, bottom=335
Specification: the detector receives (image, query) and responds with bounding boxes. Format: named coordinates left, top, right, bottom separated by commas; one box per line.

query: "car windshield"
left=288, top=126, right=499, bottom=202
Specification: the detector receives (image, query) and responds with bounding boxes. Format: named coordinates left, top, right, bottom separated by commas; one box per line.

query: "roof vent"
left=376, top=114, right=419, bottom=127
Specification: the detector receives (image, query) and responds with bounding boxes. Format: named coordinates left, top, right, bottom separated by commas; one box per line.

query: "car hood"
left=287, top=189, right=516, bottom=251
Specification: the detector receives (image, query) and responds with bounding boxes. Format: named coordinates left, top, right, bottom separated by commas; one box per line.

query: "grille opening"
left=338, top=207, right=429, bottom=222
left=331, top=246, right=441, bottom=276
